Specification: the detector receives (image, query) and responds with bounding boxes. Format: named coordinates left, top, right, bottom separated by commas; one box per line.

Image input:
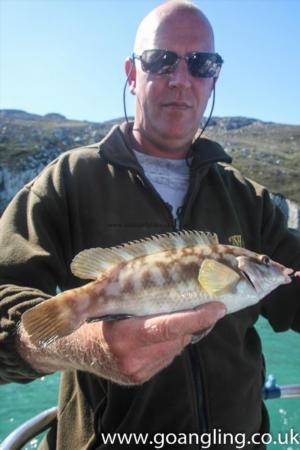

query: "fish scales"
left=54, top=246, right=250, bottom=316
left=96, top=248, right=206, bottom=307
left=21, top=230, right=294, bottom=346
left=114, top=248, right=207, bottom=288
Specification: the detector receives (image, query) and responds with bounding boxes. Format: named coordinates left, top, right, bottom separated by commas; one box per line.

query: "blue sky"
left=0, top=0, right=299, bottom=125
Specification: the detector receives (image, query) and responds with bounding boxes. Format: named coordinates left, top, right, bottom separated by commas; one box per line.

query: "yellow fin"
left=198, top=259, right=240, bottom=296
left=71, top=230, right=219, bottom=280
left=21, top=298, right=84, bottom=346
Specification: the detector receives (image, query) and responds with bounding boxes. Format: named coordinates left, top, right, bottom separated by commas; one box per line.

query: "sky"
left=0, top=0, right=299, bottom=125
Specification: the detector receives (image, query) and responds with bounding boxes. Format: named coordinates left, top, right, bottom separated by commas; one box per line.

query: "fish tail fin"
left=22, top=297, right=84, bottom=346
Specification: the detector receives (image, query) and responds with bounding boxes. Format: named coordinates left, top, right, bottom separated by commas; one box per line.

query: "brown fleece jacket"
left=0, top=123, right=299, bottom=449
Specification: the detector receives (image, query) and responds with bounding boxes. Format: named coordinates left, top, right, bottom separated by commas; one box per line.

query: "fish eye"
left=260, top=255, right=270, bottom=266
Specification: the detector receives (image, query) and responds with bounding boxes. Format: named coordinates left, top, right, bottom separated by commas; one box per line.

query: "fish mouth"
left=283, top=269, right=294, bottom=284
left=270, top=264, right=293, bottom=285
left=241, top=266, right=293, bottom=292
left=282, top=267, right=294, bottom=283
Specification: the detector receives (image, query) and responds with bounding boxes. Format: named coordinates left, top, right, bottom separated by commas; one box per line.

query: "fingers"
left=103, top=301, right=226, bottom=348
left=116, top=336, right=191, bottom=384
left=102, top=301, right=226, bottom=354
left=99, top=302, right=226, bottom=384
left=143, top=301, right=226, bottom=345
left=100, top=302, right=225, bottom=382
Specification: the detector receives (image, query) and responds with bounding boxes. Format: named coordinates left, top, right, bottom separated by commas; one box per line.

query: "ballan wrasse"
left=22, top=231, right=293, bottom=346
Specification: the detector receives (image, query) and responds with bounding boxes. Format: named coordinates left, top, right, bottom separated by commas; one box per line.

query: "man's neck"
left=129, top=126, right=190, bottom=160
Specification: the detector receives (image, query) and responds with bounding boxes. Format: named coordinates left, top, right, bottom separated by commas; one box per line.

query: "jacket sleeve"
left=0, top=159, right=73, bottom=383
left=259, top=189, right=300, bottom=333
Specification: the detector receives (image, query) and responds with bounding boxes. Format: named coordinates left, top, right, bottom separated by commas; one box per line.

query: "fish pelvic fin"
left=198, top=258, right=240, bottom=296
left=71, top=230, right=219, bottom=280
left=21, top=298, right=85, bottom=347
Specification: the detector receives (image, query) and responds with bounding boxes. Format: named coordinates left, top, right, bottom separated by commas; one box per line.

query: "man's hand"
left=18, top=301, right=226, bottom=385
left=100, top=301, right=226, bottom=384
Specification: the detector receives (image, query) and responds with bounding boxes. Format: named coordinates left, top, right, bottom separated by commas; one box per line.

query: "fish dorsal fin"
left=198, top=258, right=240, bottom=296
left=71, top=230, right=219, bottom=280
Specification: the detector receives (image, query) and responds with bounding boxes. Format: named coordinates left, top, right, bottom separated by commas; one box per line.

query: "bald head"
left=127, top=1, right=218, bottom=158
left=134, top=1, right=215, bottom=54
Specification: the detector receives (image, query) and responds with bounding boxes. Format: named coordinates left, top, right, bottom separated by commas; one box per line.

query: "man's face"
left=131, top=11, right=216, bottom=152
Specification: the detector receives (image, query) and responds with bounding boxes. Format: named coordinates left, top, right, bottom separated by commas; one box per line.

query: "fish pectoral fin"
left=198, top=259, right=240, bottom=296
left=21, top=298, right=84, bottom=346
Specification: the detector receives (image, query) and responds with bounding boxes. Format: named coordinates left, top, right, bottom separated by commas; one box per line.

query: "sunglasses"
left=133, top=49, right=223, bottom=78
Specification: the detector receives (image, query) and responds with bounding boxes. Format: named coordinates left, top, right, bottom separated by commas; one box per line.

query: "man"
left=0, top=1, right=299, bottom=449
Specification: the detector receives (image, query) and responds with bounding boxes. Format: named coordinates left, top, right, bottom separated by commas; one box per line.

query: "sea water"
left=0, top=317, right=299, bottom=449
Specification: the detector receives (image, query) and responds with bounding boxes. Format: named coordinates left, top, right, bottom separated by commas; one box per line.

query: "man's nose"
left=168, top=59, right=192, bottom=89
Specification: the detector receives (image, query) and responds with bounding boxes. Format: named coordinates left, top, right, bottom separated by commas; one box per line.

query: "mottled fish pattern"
left=21, top=230, right=293, bottom=346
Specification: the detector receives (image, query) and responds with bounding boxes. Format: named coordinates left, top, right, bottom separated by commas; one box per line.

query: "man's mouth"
left=162, top=102, right=191, bottom=110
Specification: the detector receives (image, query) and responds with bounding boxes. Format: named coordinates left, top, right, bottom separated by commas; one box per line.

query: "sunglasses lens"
left=140, top=50, right=178, bottom=74
left=189, top=53, right=222, bottom=78
left=138, top=50, right=223, bottom=78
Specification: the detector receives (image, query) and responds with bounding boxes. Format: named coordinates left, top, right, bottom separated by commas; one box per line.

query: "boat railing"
left=0, top=407, right=57, bottom=450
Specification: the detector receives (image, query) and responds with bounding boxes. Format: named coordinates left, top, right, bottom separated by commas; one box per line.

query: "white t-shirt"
left=133, top=149, right=190, bottom=222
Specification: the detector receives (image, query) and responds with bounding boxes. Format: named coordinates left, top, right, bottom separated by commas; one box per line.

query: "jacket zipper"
left=188, top=346, right=208, bottom=435
left=178, top=172, right=209, bottom=439
left=134, top=168, right=209, bottom=439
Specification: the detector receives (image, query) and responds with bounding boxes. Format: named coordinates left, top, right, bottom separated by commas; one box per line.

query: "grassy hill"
left=1, top=110, right=299, bottom=206
left=205, top=119, right=300, bottom=203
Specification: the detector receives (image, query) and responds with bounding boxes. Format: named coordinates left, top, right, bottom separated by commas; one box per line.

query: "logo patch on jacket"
left=228, top=234, right=244, bottom=247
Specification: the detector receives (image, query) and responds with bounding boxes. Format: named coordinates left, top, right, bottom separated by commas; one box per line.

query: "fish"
left=21, top=230, right=294, bottom=346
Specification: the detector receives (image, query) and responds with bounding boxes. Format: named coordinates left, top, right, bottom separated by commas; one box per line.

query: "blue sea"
left=0, top=317, right=299, bottom=449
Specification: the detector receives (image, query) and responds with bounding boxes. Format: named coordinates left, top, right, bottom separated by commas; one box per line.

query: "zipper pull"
left=175, top=206, right=184, bottom=231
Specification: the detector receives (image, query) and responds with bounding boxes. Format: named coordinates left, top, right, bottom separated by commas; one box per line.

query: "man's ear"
left=125, top=57, right=137, bottom=95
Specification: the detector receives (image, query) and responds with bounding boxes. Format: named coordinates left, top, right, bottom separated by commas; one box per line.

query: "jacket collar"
left=99, top=122, right=232, bottom=173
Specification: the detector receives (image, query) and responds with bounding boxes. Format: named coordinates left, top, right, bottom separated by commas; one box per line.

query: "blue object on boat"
left=263, top=374, right=281, bottom=399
